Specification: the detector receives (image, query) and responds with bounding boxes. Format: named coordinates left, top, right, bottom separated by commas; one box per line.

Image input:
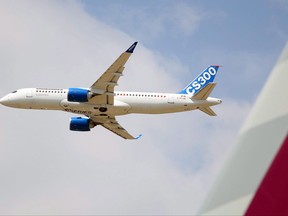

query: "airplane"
left=0, top=42, right=222, bottom=140
left=198, top=42, right=288, bottom=215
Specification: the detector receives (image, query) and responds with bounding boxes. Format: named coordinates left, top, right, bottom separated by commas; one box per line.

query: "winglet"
left=126, top=42, right=138, bottom=53
left=135, top=134, right=142, bottom=140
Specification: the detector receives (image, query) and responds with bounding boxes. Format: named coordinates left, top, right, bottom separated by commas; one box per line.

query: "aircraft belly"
left=60, top=99, right=131, bottom=116
left=112, top=100, right=131, bottom=115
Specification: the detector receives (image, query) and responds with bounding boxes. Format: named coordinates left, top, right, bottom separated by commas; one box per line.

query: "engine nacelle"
left=67, top=88, right=91, bottom=102
left=70, top=117, right=95, bottom=132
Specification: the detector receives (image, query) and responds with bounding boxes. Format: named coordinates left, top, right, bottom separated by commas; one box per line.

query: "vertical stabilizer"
left=178, top=65, right=220, bottom=96
left=199, top=42, right=288, bottom=215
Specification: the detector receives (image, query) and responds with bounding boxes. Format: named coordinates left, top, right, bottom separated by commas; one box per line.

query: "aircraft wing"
left=89, top=115, right=141, bottom=140
left=89, top=42, right=138, bottom=105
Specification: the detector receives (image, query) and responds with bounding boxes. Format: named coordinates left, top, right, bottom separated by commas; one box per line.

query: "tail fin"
left=178, top=65, right=220, bottom=96
left=198, top=43, right=288, bottom=216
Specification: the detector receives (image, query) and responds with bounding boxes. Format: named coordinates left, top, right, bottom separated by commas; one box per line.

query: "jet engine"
left=70, top=117, right=95, bottom=131
left=67, top=88, right=92, bottom=102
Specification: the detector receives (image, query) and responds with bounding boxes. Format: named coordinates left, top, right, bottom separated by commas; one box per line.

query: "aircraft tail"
left=199, top=107, right=217, bottom=116
left=178, top=65, right=220, bottom=96
left=193, top=82, right=218, bottom=116
left=198, top=42, right=288, bottom=216
left=192, top=82, right=216, bottom=100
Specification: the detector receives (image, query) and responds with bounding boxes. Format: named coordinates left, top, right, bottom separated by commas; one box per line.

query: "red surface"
left=245, top=134, right=288, bottom=216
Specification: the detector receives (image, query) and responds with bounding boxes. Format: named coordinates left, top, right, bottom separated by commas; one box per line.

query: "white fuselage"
left=0, top=88, right=221, bottom=116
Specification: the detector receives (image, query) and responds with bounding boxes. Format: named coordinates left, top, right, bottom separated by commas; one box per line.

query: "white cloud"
left=0, top=1, right=252, bottom=214
left=172, top=3, right=203, bottom=35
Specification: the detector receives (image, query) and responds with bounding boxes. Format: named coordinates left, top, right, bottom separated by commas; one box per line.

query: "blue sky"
left=0, top=0, right=287, bottom=214
left=84, top=0, right=288, bottom=100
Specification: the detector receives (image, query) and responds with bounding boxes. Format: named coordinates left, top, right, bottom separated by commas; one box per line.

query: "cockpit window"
left=12, top=90, right=17, bottom=93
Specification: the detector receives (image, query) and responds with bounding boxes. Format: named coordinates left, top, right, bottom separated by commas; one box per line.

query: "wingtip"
left=126, top=41, right=138, bottom=53
left=135, top=134, right=142, bottom=140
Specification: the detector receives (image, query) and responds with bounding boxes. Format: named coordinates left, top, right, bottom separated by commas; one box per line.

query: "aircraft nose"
left=0, top=95, right=10, bottom=106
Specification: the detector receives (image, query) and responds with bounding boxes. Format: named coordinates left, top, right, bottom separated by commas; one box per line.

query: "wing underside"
left=90, top=116, right=140, bottom=140
left=85, top=42, right=139, bottom=139
left=89, top=42, right=138, bottom=105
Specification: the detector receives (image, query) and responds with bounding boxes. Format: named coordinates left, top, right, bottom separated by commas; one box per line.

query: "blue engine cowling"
left=67, top=88, right=90, bottom=102
left=70, top=117, right=93, bottom=131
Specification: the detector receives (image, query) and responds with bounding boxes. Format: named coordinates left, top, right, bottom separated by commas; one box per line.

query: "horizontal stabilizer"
left=199, top=107, right=217, bottom=116
left=192, top=83, right=216, bottom=100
